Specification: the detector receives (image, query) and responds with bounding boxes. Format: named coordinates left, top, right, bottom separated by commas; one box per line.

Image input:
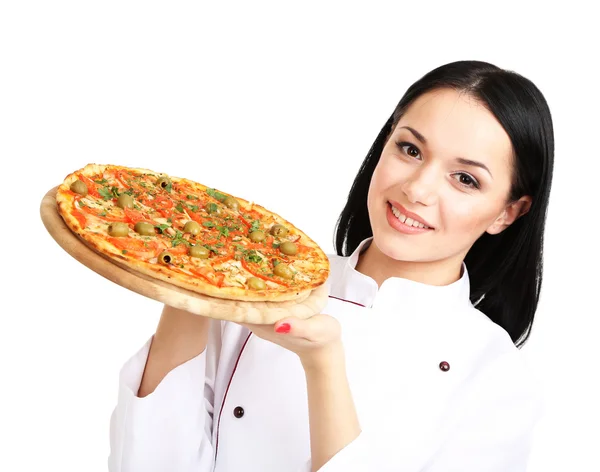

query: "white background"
left=1, top=1, right=598, bottom=471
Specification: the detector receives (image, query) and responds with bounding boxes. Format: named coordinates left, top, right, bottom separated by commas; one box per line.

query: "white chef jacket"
left=109, top=237, right=542, bottom=472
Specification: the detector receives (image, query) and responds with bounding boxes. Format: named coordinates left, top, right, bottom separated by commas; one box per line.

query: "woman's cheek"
left=446, top=201, right=497, bottom=236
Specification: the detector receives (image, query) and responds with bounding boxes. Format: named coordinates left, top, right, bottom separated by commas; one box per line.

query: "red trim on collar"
left=214, top=332, right=252, bottom=459
left=328, top=295, right=366, bottom=308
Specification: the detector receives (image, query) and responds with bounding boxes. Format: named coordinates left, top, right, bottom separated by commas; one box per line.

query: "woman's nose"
left=401, top=167, right=440, bottom=206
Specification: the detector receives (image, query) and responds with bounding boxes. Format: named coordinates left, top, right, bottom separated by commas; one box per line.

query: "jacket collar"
left=330, top=237, right=472, bottom=312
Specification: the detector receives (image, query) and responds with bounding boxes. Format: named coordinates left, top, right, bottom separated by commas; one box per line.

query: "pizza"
left=56, top=164, right=330, bottom=302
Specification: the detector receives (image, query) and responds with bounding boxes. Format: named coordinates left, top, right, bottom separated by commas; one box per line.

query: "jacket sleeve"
left=108, top=318, right=222, bottom=472
left=314, top=350, right=543, bottom=472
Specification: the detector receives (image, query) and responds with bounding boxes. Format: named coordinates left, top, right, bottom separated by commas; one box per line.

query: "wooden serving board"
left=39, top=187, right=329, bottom=324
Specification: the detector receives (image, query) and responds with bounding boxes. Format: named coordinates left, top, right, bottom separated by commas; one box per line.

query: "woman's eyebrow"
left=399, top=126, right=493, bottom=178
left=400, top=126, right=427, bottom=144
left=456, top=158, right=493, bottom=178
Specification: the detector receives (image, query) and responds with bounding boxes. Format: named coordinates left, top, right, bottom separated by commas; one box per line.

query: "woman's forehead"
left=395, top=89, right=513, bottom=168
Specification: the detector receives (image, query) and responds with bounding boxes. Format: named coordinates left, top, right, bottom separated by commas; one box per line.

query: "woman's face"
left=367, top=88, right=529, bottom=265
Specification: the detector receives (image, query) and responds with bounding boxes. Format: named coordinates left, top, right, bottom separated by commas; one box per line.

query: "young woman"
left=109, top=60, right=554, bottom=471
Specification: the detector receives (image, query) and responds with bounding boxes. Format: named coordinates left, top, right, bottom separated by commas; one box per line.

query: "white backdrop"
left=1, top=1, right=598, bottom=471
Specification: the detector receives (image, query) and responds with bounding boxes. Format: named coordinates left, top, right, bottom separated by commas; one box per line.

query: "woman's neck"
left=354, top=241, right=464, bottom=288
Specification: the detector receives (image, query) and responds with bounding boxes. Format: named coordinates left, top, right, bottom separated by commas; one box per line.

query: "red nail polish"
left=275, top=323, right=291, bottom=334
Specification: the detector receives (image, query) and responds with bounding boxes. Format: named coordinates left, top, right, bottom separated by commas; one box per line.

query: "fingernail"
left=275, top=323, right=291, bottom=334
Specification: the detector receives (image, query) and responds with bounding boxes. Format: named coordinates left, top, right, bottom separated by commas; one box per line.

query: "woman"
left=109, top=60, right=554, bottom=471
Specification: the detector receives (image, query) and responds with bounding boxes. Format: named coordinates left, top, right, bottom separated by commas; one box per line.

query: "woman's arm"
left=109, top=306, right=220, bottom=472
left=138, top=304, right=210, bottom=397
left=301, top=343, right=361, bottom=472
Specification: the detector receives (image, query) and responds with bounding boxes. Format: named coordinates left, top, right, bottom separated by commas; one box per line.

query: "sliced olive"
left=134, top=221, right=155, bottom=236
left=223, top=196, right=239, bottom=211
left=158, top=250, right=174, bottom=265
left=107, top=222, right=129, bottom=237
left=248, top=230, right=266, bottom=243
left=273, top=263, right=293, bottom=279
left=156, top=176, right=171, bottom=190
left=183, top=221, right=201, bottom=235
left=117, top=193, right=134, bottom=209
left=279, top=241, right=298, bottom=256
left=70, top=180, right=88, bottom=196
left=205, top=202, right=221, bottom=215
left=270, top=224, right=288, bottom=237
left=189, top=245, right=210, bottom=259
left=247, top=277, right=266, bottom=290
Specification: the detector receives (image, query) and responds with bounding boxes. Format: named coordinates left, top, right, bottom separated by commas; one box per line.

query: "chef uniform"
left=109, top=237, right=542, bottom=471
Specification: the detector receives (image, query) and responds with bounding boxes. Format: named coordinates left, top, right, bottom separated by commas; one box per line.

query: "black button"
left=233, top=406, right=245, bottom=418
left=439, top=361, right=450, bottom=372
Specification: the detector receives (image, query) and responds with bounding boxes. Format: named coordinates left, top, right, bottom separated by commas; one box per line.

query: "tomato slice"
left=144, top=195, right=174, bottom=218
left=186, top=210, right=206, bottom=225
left=169, top=244, right=189, bottom=256
left=209, top=246, right=235, bottom=264
left=153, top=195, right=174, bottom=209
left=107, top=237, right=159, bottom=253
left=72, top=209, right=87, bottom=227
left=238, top=215, right=251, bottom=228
left=78, top=204, right=128, bottom=222
left=241, top=259, right=292, bottom=287
left=244, top=209, right=263, bottom=220
left=245, top=241, right=272, bottom=251
left=189, top=266, right=225, bottom=287
left=76, top=173, right=100, bottom=197
left=210, top=254, right=233, bottom=265
left=119, top=170, right=149, bottom=193
left=114, top=170, right=130, bottom=189
left=123, top=207, right=153, bottom=225
left=227, top=230, right=245, bottom=239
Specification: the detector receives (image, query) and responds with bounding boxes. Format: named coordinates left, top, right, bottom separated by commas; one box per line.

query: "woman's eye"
left=453, top=173, right=480, bottom=189
left=397, top=141, right=422, bottom=160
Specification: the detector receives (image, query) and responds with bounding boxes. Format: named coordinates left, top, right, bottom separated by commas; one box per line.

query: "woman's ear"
left=486, top=195, right=532, bottom=235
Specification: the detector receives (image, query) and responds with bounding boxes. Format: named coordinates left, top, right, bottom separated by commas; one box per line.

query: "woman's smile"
left=386, top=201, right=434, bottom=234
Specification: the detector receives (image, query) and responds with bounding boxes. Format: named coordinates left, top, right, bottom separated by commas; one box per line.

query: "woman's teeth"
left=390, top=204, right=431, bottom=229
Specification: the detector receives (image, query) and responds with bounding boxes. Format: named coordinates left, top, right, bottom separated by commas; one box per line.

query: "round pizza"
left=56, top=164, right=330, bottom=302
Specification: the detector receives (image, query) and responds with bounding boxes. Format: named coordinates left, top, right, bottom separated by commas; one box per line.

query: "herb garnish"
left=155, top=223, right=170, bottom=234
left=207, top=188, right=227, bottom=202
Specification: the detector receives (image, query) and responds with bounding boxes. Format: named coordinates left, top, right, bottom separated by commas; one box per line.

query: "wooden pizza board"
left=39, top=186, right=329, bottom=324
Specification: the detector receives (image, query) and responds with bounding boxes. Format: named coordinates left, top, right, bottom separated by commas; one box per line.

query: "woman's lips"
left=386, top=202, right=434, bottom=235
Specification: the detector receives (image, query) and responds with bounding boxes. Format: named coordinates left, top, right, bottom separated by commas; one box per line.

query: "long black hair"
left=334, top=60, right=554, bottom=347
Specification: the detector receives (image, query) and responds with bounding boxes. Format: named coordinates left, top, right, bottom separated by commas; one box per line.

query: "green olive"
left=270, top=224, right=288, bottom=237
left=223, top=196, right=239, bottom=211
left=279, top=241, right=298, bottom=256
left=273, top=263, right=293, bottom=279
left=183, top=221, right=201, bottom=235
left=248, top=230, right=266, bottom=243
left=158, top=250, right=174, bottom=265
left=107, top=222, right=129, bottom=237
left=117, top=193, right=134, bottom=209
left=156, top=176, right=172, bottom=190
left=70, top=180, right=88, bottom=196
left=205, top=202, right=221, bottom=215
left=247, top=277, right=266, bottom=290
left=189, top=245, right=210, bottom=259
left=134, top=221, right=155, bottom=236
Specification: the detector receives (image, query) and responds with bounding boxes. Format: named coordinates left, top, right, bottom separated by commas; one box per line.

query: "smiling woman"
left=109, top=60, right=554, bottom=472
left=342, top=71, right=553, bottom=346
left=363, top=87, right=533, bottom=282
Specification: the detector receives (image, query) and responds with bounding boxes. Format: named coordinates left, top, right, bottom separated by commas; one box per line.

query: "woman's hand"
left=240, top=314, right=342, bottom=367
